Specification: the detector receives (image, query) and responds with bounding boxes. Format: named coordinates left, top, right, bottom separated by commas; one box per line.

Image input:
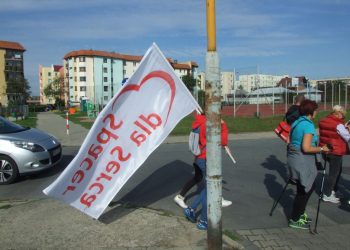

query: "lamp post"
left=206, top=0, right=222, bottom=248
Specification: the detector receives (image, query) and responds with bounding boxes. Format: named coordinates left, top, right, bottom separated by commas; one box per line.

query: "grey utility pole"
left=206, top=0, right=222, bottom=249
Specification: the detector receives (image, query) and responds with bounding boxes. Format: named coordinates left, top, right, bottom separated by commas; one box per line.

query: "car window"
left=0, top=117, right=27, bottom=134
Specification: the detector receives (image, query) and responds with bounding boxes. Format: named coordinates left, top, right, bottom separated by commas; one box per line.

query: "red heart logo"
left=112, top=70, right=176, bottom=125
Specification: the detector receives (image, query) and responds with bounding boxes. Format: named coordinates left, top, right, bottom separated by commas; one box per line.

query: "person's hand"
left=346, top=124, right=350, bottom=131
left=321, top=145, right=330, bottom=153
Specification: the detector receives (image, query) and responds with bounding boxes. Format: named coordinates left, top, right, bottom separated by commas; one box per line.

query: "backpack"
left=274, top=120, right=291, bottom=143
left=189, top=127, right=201, bottom=156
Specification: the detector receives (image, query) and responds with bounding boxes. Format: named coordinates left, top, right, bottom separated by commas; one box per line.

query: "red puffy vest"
left=319, top=114, right=348, bottom=156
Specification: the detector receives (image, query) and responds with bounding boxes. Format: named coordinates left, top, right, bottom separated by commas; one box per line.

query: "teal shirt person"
left=290, top=116, right=318, bottom=148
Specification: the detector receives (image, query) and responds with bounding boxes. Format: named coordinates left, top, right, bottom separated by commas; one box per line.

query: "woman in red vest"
left=319, top=105, right=350, bottom=203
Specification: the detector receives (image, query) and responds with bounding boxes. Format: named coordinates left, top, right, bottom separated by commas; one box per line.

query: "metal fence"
left=0, top=105, right=29, bottom=119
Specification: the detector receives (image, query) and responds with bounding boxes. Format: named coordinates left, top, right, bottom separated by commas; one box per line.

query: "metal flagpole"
left=233, top=68, right=236, bottom=117
left=272, top=84, right=275, bottom=116
left=332, top=81, right=334, bottom=108
left=346, top=83, right=348, bottom=109
left=324, top=82, right=327, bottom=110
left=285, top=79, right=288, bottom=113
left=256, top=66, right=259, bottom=117
left=339, top=82, right=341, bottom=105
left=206, top=0, right=222, bottom=248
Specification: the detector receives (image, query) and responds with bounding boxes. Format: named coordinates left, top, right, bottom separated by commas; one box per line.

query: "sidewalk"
left=0, top=112, right=243, bottom=249
left=35, top=111, right=277, bottom=147
left=0, top=199, right=241, bottom=249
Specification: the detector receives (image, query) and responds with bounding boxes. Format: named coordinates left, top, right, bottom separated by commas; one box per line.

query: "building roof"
left=63, top=49, right=198, bottom=70
left=63, top=50, right=143, bottom=61
left=53, top=65, right=63, bottom=72
left=0, top=40, right=26, bottom=51
left=250, top=87, right=296, bottom=95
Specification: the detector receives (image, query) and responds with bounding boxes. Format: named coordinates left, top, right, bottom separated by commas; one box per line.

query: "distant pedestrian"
left=182, top=113, right=229, bottom=230
left=319, top=105, right=349, bottom=203
left=287, top=100, right=330, bottom=230
left=285, top=94, right=305, bottom=125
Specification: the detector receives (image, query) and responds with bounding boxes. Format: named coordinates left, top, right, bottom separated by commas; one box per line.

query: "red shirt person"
left=319, top=105, right=350, bottom=203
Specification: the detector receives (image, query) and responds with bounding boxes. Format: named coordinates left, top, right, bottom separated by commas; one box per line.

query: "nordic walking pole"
left=269, top=179, right=290, bottom=216
left=225, top=146, right=236, bottom=164
left=314, top=160, right=327, bottom=233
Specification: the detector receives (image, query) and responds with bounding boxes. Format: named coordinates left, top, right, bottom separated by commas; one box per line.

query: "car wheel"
left=0, top=155, right=19, bottom=185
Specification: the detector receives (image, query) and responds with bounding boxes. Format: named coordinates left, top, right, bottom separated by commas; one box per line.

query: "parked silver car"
left=0, top=116, right=62, bottom=184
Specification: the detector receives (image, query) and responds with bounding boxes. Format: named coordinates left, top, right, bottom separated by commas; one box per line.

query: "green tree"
left=6, top=76, right=31, bottom=105
left=181, top=74, right=197, bottom=92
left=43, top=76, right=66, bottom=108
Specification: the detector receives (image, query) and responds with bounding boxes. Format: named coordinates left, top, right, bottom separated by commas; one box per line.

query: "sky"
left=1, top=0, right=349, bottom=96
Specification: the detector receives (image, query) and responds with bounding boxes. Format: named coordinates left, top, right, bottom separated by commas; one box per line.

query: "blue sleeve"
left=302, top=122, right=315, bottom=135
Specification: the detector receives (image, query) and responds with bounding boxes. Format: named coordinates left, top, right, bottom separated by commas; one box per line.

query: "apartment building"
left=63, top=49, right=198, bottom=106
left=197, top=71, right=238, bottom=102
left=238, top=74, right=287, bottom=92
left=39, top=65, right=64, bottom=104
left=0, top=40, right=25, bottom=106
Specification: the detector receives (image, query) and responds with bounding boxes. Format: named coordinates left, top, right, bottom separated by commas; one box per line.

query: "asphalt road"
left=1, top=139, right=350, bottom=232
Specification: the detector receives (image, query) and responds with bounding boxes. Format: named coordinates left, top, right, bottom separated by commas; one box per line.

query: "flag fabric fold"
left=43, top=43, right=200, bottom=219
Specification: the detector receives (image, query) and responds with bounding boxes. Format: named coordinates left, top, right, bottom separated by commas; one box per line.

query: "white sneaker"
left=174, top=194, right=188, bottom=208
left=332, top=190, right=344, bottom=199
left=222, top=198, right=232, bottom=207
left=322, top=193, right=340, bottom=204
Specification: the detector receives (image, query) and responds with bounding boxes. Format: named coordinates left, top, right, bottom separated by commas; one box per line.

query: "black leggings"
left=291, top=181, right=315, bottom=221
left=179, top=163, right=203, bottom=197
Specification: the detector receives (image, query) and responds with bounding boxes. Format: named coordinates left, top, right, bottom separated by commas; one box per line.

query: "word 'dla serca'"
left=62, top=112, right=162, bottom=208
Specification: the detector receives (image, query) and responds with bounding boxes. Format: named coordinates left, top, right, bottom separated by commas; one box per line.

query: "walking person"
left=287, top=100, right=330, bottom=230
left=319, top=105, right=350, bottom=203
left=174, top=164, right=232, bottom=208
left=285, top=94, right=305, bottom=125
left=183, top=113, right=229, bottom=230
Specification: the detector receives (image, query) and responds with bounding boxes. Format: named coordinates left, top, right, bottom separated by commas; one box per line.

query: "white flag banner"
left=43, top=43, right=200, bottom=219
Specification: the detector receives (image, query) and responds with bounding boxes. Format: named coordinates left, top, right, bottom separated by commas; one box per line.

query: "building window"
left=123, top=70, right=126, bottom=75
left=104, top=96, right=108, bottom=101
left=48, top=72, right=51, bottom=76
left=80, top=76, right=86, bottom=82
left=104, top=77, right=108, bottom=82
left=123, top=61, right=126, bottom=66
left=80, top=86, right=86, bottom=91
left=104, top=86, right=108, bottom=92
left=74, top=67, right=77, bottom=72
left=79, top=67, right=86, bottom=72
left=79, top=57, right=85, bottom=62
left=74, top=77, right=77, bottom=81
left=103, top=67, right=108, bottom=73
left=103, top=58, right=107, bottom=63
left=133, top=62, right=136, bottom=66
left=75, top=86, right=77, bottom=91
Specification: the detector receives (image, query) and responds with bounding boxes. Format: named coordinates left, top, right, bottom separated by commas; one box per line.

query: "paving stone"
left=273, top=246, right=291, bottom=250
left=236, top=230, right=253, bottom=236
left=259, top=239, right=278, bottom=248
left=251, top=229, right=267, bottom=235
left=263, top=234, right=281, bottom=241
left=247, top=235, right=265, bottom=242
left=266, top=228, right=284, bottom=234
left=252, top=241, right=262, bottom=248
